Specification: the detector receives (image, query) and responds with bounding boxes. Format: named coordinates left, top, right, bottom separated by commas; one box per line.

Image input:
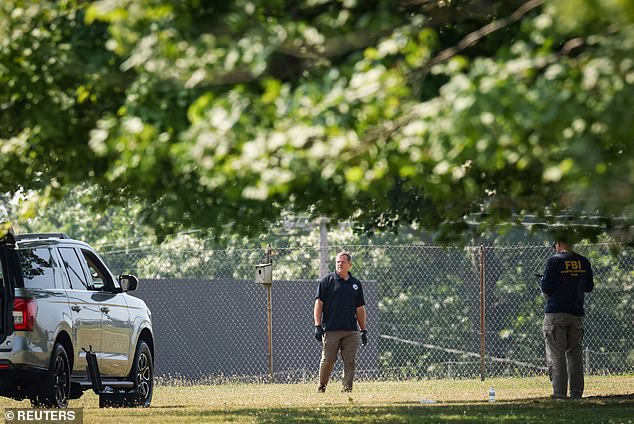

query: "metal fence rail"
left=102, top=243, right=634, bottom=382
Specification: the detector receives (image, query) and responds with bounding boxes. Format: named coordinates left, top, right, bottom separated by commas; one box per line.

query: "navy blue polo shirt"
left=316, top=272, right=365, bottom=331
left=541, top=251, right=594, bottom=316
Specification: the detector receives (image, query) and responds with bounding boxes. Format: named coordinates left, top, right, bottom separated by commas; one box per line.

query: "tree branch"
left=427, top=0, right=545, bottom=69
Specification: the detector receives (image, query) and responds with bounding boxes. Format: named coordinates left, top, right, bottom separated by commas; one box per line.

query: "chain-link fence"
left=102, top=243, right=634, bottom=383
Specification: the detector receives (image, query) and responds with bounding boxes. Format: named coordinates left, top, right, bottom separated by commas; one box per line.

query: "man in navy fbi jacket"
left=314, top=251, right=367, bottom=393
left=541, top=237, right=594, bottom=399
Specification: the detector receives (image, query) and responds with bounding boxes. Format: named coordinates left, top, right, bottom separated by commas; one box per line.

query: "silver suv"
left=0, top=231, right=154, bottom=408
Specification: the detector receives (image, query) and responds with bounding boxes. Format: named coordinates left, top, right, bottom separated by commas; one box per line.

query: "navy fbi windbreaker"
left=541, top=251, right=594, bottom=316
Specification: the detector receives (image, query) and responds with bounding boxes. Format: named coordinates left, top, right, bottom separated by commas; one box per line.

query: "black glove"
left=315, top=325, right=325, bottom=342
left=361, top=330, right=368, bottom=347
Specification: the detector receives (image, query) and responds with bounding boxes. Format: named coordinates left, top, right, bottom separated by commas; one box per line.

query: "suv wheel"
left=32, top=343, right=70, bottom=408
left=134, top=341, right=153, bottom=405
left=99, top=341, right=153, bottom=408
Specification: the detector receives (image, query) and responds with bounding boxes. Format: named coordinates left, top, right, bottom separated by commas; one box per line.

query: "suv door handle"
left=71, top=305, right=81, bottom=312
left=100, top=306, right=110, bottom=313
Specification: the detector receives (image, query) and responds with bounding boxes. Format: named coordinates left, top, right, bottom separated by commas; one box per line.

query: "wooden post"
left=266, top=283, right=273, bottom=383
left=265, top=244, right=273, bottom=383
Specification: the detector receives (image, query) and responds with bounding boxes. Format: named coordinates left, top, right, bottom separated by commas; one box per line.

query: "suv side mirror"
left=118, top=274, right=139, bottom=292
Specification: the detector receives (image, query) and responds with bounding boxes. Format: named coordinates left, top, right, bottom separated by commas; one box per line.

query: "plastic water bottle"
left=488, top=386, right=496, bottom=402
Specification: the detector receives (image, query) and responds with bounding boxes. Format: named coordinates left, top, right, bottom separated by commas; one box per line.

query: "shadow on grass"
left=150, top=395, right=634, bottom=423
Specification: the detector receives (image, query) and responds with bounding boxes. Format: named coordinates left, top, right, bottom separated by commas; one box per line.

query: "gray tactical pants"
left=543, top=313, right=585, bottom=398
left=319, top=330, right=360, bottom=391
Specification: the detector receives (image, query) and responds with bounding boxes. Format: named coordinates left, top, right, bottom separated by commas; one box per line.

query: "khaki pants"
left=319, top=331, right=360, bottom=390
left=543, top=313, right=584, bottom=398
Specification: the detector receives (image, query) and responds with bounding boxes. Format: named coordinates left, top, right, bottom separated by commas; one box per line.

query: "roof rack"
left=15, top=233, right=71, bottom=241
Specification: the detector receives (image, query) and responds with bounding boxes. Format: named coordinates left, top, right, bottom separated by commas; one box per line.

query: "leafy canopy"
left=1, top=0, right=633, bottom=243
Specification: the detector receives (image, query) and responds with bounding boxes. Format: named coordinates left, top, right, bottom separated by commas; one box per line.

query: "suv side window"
left=59, top=247, right=89, bottom=290
left=80, top=249, right=114, bottom=291
left=50, top=248, right=72, bottom=289
left=18, top=248, right=58, bottom=289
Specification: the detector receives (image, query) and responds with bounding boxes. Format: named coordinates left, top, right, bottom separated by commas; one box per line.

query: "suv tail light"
left=12, top=298, right=37, bottom=331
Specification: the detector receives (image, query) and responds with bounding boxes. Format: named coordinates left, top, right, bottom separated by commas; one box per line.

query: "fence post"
left=319, top=217, right=329, bottom=277
left=479, top=245, right=486, bottom=381
left=265, top=244, right=274, bottom=383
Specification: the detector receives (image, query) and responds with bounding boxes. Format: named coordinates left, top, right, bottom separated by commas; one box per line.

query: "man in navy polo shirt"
left=541, top=237, right=594, bottom=400
left=314, top=251, right=367, bottom=393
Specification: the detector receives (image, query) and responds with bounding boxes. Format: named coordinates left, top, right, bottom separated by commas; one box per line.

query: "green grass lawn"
left=1, top=376, right=633, bottom=423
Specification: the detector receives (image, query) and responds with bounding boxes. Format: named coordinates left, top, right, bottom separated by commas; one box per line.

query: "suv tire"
left=32, top=343, right=71, bottom=408
left=99, top=340, right=153, bottom=408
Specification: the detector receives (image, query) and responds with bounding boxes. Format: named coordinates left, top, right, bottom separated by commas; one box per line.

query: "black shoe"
left=341, top=387, right=352, bottom=393
left=317, top=385, right=326, bottom=393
